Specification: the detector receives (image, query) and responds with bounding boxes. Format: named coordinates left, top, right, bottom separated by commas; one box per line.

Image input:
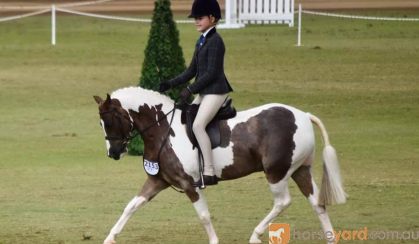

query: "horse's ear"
left=155, top=104, right=163, bottom=111
left=93, top=95, right=103, bottom=104
left=105, top=94, right=111, bottom=103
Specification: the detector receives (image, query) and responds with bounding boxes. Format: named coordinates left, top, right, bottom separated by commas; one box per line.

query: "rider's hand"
left=159, top=81, right=171, bottom=93
left=179, top=87, right=192, bottom=104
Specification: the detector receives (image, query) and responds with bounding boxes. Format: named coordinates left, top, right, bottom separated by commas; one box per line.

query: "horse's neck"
left=141, top=108, right=183, bottom=158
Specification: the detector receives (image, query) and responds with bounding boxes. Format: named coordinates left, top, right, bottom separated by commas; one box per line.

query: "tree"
left=128, top=0, right=187, bottom=155
left=139, top=0, right=187, bottom=98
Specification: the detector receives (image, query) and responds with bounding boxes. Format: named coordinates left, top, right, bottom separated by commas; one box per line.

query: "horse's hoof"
left=249, top=232, right=262, bottom=244
left=103, top=240, right=116, bottom=244
left=209, top=238, right=219, bottom=244
left=249, top=240, right=262, bottom=244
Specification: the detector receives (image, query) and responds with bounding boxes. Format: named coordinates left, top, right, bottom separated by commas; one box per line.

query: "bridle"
left=99, top=109, right=134, bottom=143
left=99, top=105, right=176, bottom=149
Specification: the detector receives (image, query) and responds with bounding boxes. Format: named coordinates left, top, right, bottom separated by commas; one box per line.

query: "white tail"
left=309, top=114, right=347, bottom=205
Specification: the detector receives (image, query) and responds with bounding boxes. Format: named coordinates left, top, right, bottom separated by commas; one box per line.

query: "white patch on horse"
left=100, top=119, right=111, bottom=155
left=169, top=114, right=200, bottom=179
left=110, top=87, right=174, bottom=113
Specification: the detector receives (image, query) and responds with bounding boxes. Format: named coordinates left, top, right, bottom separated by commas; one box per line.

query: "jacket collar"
left=198, top=27, right=216, bottom=49
left=196, top=27, right=217, bottom=50
left=204, top=27, right=216, bottom=39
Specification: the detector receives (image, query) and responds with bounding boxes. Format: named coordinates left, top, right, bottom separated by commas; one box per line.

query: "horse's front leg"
left=187, top=188, right=219, bottom=244
left=103, top=176, right=168, bottom=244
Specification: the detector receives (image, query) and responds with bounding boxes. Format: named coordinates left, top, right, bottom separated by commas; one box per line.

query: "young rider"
left=159, top=0, right=233, bottom=186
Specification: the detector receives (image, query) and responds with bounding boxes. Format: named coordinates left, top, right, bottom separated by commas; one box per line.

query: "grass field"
left=1, top=10, right=419, bottom=244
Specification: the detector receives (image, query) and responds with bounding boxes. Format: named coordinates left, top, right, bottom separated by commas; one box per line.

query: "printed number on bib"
left=143, top=159, right=159, bottom=175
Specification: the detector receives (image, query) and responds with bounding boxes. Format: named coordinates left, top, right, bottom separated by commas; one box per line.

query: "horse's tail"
left=309, top=113, right=347, bottom=206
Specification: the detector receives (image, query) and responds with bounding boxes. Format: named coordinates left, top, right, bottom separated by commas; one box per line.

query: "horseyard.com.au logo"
left=269, top=223, right=418, bottom=243
left=269, top=223, right=291, bottom=244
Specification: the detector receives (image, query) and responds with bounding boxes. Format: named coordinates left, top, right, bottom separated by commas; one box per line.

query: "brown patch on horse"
left=291, top=165, right=314, bottom=197
left=221, top=107, right=297, bottom=184
left=129, top=104, right=199, bottom=202
left=133, top=104, right=174, bottom=139
left=219, top=120, right=231, bottom=148
left=139, top=176, right=170, bottom=201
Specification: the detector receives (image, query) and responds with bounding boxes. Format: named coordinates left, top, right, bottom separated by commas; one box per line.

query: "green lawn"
left=0, top=10, right=418, bottom=243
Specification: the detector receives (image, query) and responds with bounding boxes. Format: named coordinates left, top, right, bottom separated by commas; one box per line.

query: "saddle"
left=180, top=98, right=237, bottom=150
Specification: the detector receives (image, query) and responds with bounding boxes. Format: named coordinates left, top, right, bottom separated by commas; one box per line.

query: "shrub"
left=128, top=0, right=187, bottom=155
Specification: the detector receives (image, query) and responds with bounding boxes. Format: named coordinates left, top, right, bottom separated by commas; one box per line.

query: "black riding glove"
left=179, top=88, right=192, bottom=104
left=159, top=81, right=171, bottom=93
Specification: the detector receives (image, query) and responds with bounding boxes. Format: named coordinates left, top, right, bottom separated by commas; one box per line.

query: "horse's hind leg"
left=249, top=179, right=291, bottom=244
left=292, top=165, right=336, bottom=244
left=103, top=177, right=168, bottom=244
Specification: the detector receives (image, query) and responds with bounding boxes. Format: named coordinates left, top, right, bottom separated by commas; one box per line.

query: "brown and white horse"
left=94, top=87, right=346, bottom=244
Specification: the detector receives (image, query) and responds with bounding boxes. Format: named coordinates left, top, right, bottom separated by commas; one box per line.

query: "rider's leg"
left=193, top=94, right=228, bottom=177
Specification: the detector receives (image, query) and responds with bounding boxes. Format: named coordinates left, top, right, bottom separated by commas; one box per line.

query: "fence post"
left=218, top=0, right=244, bottom=29
left=51, top=5, right=56, bottom=45
left=297, top=4, right=302, bottom=47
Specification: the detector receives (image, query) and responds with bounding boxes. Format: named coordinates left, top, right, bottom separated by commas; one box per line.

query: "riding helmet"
left=188, top=0, right=222, bottom=20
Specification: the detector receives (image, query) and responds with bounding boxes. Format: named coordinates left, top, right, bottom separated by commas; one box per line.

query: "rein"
left=154, top=105, right=176, bottom=161
left=138, top=106, right=176, bottom=136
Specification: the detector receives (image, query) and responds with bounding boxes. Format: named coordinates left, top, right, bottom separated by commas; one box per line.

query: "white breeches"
left=192, top=93, right=228, bottom=175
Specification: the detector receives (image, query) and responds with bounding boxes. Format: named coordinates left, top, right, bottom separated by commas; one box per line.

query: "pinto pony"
left=94, top=87, right=346, bottom=244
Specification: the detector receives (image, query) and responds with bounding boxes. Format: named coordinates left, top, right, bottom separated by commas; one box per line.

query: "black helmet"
left=188, top=0, right=222, bottom=20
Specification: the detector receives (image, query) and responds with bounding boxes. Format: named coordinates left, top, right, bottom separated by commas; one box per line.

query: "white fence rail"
left=239, top=0, right=294, bottom=25
left=2, top=1, right=419, bottom=46
left=55, top=7, right=152, bottom=23
left=302, top=9, right=419, bottom=22
left=0, top=2, right=194, bottom=45
left=0, top=0, right=113, bottom=10
left=296, top=5, right=419, bottom=47
left=0, top=8, right=50, bottom=22
left=220, top=0, right=294, bottom=28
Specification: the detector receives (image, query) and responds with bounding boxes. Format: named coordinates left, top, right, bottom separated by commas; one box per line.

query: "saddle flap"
left=214, top=98, right=237, bottom=121
left=181, top=98, right=237, bottom=149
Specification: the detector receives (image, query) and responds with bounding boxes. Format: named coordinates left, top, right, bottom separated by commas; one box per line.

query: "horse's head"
left=94, top=94, right=133, bottom=160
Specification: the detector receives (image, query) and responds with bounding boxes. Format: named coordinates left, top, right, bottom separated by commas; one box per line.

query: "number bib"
left=143, top=159, right=160, bottom=176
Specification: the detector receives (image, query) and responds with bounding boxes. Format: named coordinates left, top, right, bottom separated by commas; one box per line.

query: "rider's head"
left=189, top=0, right=221, bottom=33
left=188, top=0, right=222, bottom=23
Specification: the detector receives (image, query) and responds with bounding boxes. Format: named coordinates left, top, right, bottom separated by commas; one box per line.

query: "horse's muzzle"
left=109, top=153, right=121, bottom=160
left=108, top=147, right=126, bottom=160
